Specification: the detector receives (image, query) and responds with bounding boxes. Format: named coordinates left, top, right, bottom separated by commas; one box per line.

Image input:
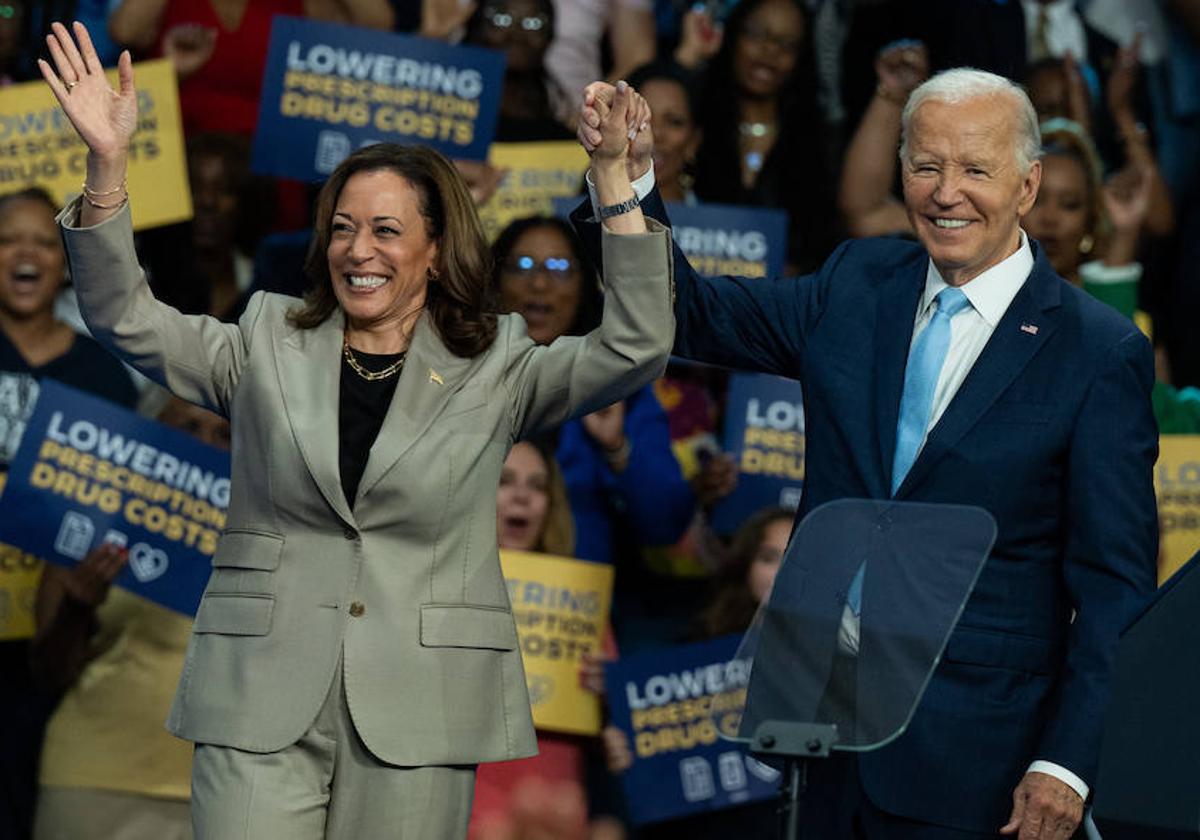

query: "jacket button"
left=349, top=602, right=365, bottom=617
left=343, top=528, right=357, bottom=541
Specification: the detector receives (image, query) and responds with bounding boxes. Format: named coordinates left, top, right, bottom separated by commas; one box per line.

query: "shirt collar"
left=921, top=230, right=1034, bottom=328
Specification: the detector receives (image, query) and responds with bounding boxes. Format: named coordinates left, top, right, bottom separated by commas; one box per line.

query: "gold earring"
left=426, top=266, right=440, bottom=283
left=1078, top=234, right=1094, bottom=255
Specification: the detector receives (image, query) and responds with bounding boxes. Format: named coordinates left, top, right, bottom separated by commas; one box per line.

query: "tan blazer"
left=59, top=200, right=674, bottom=766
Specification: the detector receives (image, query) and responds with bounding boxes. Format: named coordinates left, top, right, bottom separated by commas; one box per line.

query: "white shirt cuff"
left=586, top=165, right=657, bottom=219
left=1027, top=760, right=1089, bottom=801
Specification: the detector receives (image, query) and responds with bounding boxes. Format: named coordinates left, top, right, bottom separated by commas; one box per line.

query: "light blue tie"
left=847, top=286, right=971, bottom=615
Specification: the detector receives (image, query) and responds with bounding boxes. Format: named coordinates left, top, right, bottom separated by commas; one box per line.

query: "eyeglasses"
left=503, top=255, right=577, bottom=279
left=484, top=8, right=549, bottom=31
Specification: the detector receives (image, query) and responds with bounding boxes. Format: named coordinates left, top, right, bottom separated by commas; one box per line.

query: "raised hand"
left=1106, top=32, right=1142, bottom=125
left=675, top=6, right=724, bottom=69
left=577, top=81, right=652, bottom=180
left=875, top=40, right=929, bottom=102
left=162, top=23, right=217, bottom=81
left=63, top=543, right=128, bottom=608
left=38, top=21, right=137, bottom=162
left=420, top=0, right=477, bottom=40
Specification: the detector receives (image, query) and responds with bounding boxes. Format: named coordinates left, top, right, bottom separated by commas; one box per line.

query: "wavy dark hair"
left=697, top=506, right=795, bottom=638
left=489, top=215, right=602, bottom=338
left=289, top=144, right=498, bottom=358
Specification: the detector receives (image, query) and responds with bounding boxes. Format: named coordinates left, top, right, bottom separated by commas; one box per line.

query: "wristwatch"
left=599, top=194, right=640, bottom=219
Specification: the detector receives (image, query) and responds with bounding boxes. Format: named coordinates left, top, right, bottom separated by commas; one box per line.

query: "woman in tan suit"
left=39, top=22, right=672, bottom=839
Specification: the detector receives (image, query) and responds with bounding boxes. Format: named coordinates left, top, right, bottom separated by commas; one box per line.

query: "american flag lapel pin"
left=1020, top=323, right=1039, bottom=335
left=429, top=369, right=444, bottom=385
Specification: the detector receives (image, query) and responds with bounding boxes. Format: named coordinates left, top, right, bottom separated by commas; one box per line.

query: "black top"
left=0, top=329, right=138, bottom=470
left=338, top=347, right=404, bottom=508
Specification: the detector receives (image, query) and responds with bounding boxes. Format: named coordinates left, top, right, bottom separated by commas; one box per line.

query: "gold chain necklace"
left=343, top=336, right=406, bottom=381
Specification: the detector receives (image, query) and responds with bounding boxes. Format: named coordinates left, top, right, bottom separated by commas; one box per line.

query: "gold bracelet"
left=83, top=192, right=128, bottom=210
left=82, top=179, right=127, bottom=198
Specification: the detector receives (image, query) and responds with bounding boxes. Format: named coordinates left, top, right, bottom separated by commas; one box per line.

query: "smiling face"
left=747, top=517, right=791, bottom=605
left=498, top=224, right=582, bottom=345
left=496, top=442, right=551, bottom=551
left=641, top=77, right=699, bottom=194
left=902, top=95, right=1041, bottom=286
left=1023, top=152, right=1091, bottom=279
left=0, top=197, right=65, bottom=322
left=733, top=0, right=804, bottom=100
left=327, top=169, right=439, bottom=332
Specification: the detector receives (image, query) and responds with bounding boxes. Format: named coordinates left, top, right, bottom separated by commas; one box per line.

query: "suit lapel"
left=874, top=262, right=926, bottom=497
left=355, top=313, right=473, bottom=505
left=895, top=258, right=1062, bottom=498
left=274, top=312, right=356, bottom=528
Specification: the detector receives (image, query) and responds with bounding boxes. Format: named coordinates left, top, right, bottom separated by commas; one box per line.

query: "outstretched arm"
left=839, top=41, right=927, bottom=239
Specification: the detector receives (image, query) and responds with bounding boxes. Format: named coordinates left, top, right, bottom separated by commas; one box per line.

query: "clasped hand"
left=576, top=80, right=653, bottom=177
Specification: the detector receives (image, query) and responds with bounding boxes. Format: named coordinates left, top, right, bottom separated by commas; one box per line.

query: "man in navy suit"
left=574, top=69, right=1157, bottom=839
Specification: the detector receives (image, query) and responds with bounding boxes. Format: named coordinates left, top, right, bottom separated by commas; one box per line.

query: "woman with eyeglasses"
left=693, top=0, right=839, bottom=272
left=491, top=215, right=694, bottom=583
left=40, top=20, right=668, bottom=838
left=463, top=0, right=574, bottom=141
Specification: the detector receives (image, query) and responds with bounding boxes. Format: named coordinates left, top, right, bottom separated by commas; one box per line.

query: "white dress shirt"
left=586, top=169, right=1089, bottom=799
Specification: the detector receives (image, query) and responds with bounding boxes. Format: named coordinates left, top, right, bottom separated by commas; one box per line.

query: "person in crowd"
left=544, top=0, right=656, bottom=127
left=107, top=0, right=393, bottom=136
left=599, top=506, right=792, bottom=839
left=137, top=133, right=274, bottom=320
left=577, top=67, right=1157, bottom=840
left=0, top=186, right=138, bottom=840
left=624, top=62, right=700, bottom=205
left=491, top=215, right=693, bottom=572
left=838, top=39, right=929, bottom=238
left=30, top=394, right=229, bottom=840
left=40, top=22, right=668, bottom=837
left=463, top=0, right=575, bottom=141
left=471, top=439, right=595, bottom=836
left=691, top=0, right=838, bottom=271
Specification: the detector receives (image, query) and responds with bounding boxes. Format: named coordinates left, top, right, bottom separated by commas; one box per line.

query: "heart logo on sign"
left=129, top=543, right=170, bottom=583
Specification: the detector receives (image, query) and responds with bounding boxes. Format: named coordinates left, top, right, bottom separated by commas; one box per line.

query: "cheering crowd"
left=2, top=1, right=1200, bottom=838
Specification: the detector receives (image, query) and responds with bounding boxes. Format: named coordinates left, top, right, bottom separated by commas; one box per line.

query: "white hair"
left=899, top=68, right=1042, bottom=174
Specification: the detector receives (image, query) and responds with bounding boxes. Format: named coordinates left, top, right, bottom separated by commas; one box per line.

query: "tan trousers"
left=190, top=664, right=476, bottom=839
left=34, top=786, right=191, bottom=840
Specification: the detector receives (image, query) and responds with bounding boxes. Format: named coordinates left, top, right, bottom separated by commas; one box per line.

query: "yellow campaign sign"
left=500, top=549, right=614, bottom=736
left=475, top=141, right=590, bottom=242
left=0, top=472, right=43, bottom=641
left=0, top=59, right=191, bottom=231
left=1155, top=435, right=1200, bottom=584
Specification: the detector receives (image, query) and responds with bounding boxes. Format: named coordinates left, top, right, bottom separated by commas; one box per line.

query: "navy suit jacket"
left=574, top=191, right=1158, bottom=831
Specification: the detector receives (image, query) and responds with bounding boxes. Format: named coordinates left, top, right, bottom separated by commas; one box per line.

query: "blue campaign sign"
left=667, top=202, right=788, bottom=280
left=605, top=635, right=780, bottom=826
left=552, top=198, right=788, bottom=280
left=0, top=381, right=228, bottom=616
left=252, top=17, right=506, bottom=179
left=709, top=372, right=805, bottom=535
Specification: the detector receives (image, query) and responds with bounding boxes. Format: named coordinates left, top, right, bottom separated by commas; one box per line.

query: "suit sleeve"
left=572, top=187, right=845, bottom=377
left=1036, top=329, right=1159, bottom=785
left=504, top=219, right=675, bottom=439
left=58, top=199, right=266, bottom=417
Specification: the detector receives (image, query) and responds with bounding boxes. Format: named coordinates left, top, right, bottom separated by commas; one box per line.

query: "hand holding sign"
left=58, top=543, right=128, bottom=608
left=38, top=21, right=136, bottom=224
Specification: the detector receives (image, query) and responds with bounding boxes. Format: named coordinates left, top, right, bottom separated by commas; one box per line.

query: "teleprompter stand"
left=717, top=499, right=998, bottom=840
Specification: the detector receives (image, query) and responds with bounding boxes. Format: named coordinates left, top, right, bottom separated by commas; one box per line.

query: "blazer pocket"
left=213, top=529, right=284, bottom=571
left=419, top=603, right=518, bottom=651
left=943, top=626, right=1060, bottom=675
left=194, top=592, right=275, bottom=636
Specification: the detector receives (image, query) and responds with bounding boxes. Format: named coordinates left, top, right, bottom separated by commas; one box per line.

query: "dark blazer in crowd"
left=574, top=188, right=1158, bottom=833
